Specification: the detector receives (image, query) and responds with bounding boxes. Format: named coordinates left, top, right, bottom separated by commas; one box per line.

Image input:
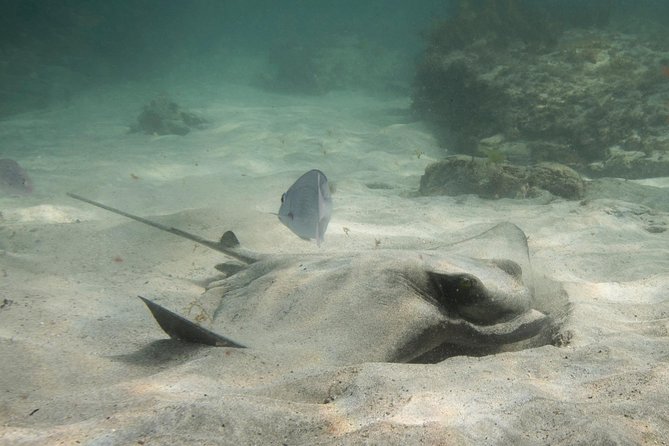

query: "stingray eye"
left=281, top=193, right=285, bottom=203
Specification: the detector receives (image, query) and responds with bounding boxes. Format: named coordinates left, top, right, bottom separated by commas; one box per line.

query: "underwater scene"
left=1, top=0, right=668, bottom=444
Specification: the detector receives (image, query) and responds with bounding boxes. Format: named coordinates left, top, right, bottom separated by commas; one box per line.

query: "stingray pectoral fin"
left=138, top=296, right=245, bottom=348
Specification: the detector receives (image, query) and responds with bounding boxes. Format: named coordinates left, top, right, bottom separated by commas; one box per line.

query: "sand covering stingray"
left=68, top=193, right=565, bottom=363
left=3, top=191, right=664, bottom=445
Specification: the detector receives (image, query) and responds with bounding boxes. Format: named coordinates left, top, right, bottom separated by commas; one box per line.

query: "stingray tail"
left=67, top=192, right=256, bottom=264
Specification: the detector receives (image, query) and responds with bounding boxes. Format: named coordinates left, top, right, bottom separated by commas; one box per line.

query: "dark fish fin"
left=214, top=262, right=246, bottom=276
left=220, top=230, right=240, bottom=248
left=67, top=192, right=255, bottom=264
left=138, top=296, right=245, bottom=348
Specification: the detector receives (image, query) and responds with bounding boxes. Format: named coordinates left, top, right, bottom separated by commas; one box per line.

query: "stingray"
left=278, top=169, right=332, bottom=246
left=67, top=193, right=562, bottom=364
left=0, top=158, right=33, bottom=195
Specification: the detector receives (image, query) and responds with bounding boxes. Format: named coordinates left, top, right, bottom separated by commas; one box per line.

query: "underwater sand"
left=1, top=80, right=668, bottom=444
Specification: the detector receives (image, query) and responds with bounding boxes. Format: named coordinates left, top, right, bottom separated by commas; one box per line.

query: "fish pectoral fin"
left=138, top=296, right=245, bottom=348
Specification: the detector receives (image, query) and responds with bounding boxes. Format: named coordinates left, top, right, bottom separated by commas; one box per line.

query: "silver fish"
left=278, top=169, right=332, bottom=246
left=0, top=159, right=33, bottom=195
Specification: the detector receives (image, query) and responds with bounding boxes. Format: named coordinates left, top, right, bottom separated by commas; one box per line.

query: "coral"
left=424, top=0, right=557, bottom=53
left=587, top=148, right=669, bottom=179
left=413, top=22, right=669, bottom=173
left=528, top=162, right=585, bottom=199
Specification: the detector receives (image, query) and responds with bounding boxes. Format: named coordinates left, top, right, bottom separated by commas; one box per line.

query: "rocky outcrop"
left=413, top=1, right=669, bottom=177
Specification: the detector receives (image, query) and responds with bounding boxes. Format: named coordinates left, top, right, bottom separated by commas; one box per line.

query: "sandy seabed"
left=1, top=80, right=668, bottom=445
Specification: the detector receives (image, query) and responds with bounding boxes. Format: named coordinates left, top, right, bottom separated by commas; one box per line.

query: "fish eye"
left=281, top=193, right=285, bottom=203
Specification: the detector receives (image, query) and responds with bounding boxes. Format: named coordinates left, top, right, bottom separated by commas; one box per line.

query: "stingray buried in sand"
left=67, top=182, right=565, bottom=364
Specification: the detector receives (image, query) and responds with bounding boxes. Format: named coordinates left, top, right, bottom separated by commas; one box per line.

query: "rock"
left=529, top=162, right=585, bottom=200
left=419, top=156, right=527, bottom=199
left=419, top=156, right=585, bottom=200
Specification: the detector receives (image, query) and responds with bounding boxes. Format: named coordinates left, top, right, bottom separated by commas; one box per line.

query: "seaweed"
left=425, top=0, right=613, bottom=53
left=131, top=94, right=208, bottom=136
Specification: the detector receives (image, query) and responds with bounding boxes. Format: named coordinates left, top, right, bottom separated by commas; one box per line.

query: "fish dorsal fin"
left=220, top=230, right=240, bottom=248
